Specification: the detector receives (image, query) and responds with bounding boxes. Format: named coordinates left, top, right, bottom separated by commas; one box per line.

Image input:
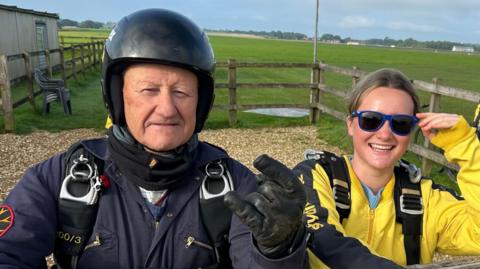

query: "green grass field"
left=2, top=30, right=479, bottom=189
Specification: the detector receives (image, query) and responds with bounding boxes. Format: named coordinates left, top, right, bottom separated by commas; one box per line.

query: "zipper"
left=185, top=235, right=213, bottom=250
left=367, top=209, right=375, bottom=244
left=84, top=233, right=102, bottom=251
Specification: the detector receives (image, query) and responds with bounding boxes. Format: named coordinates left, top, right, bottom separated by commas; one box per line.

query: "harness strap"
left=199, top=159, right=234, bottom=269
left=55, top=142, right=106, bottom=269
left=393, top=166, right=423, bottom=265
left=306, top=150, right=351, bottom=223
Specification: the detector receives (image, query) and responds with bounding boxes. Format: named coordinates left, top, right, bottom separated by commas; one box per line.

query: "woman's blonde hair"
left=348, top=68, right=420, bottom=115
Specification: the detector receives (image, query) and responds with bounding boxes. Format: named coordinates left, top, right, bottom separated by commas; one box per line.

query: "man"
left=0, top=9, right=307, bottom=268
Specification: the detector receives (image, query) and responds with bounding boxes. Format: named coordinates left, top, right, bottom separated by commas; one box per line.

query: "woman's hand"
left=416, top=112, right=460, bottom=140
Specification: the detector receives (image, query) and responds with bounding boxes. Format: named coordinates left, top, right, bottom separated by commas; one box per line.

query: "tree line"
left=203, top=29, right=307, bottom=40
left=320, top=34, right=479, bottom=51
left=58, top=19, right=115, bottom=29
left=59, top=19, right=307, bottom=40
left=57, top=18, right=477, bottom=50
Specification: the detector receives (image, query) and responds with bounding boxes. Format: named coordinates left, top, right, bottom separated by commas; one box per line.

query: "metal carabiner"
left=200, top=161, right=234, bottom=200
left=69, top=155, right=95, bottom=181
left=59, top=154, right=102, bottom=205
left=399, top=160, right=422, bottom=184
left=304, top=149, right=324, bottom=161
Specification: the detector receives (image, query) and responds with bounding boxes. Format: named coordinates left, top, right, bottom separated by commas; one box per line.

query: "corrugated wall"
left=0, top=9, right=59, bottom=81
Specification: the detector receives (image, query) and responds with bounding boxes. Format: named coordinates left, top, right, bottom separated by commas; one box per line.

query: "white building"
left=452, top=46, right=475, bottom=53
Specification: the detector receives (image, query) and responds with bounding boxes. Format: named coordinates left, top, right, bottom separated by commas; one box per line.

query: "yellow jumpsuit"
left=304, top=117, right=480, bottom=267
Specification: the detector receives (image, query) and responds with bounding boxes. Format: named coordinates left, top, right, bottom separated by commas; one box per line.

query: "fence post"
left=71, top=46, right=77, bottom=81
left=22, top=51, right=36, bottom=112
left=0, top=55, right=14, bottom=132
left=228, top=58, right=237, bottom=127
left=352, top=66, right=359, bottom=89
left=45, top=49, right=52, bottom=77
left=92, top=42, right=97, bottom=67
left=309, top=63, right=320, bottom=123
left=98, top=41, right=104, bottom=63
left=421, top=77, right=441, bottom=176
left=60, top=36, right=65, bottom=47
left=59, top=47, right=67, bottom=87
left=317, top=60, right=326, bottom=115
left=87, top=43, right=92, bottom=70
left=80, top=45, right=86, bottom=77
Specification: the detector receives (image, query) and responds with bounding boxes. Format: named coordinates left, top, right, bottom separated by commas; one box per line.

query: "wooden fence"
left=215, top=59, right=480, bottom=176
left=2, top=56, right=479, bottom=174
left=59, top=36, right=106, bottom=47
left=0, top=40, right=105, bottom=132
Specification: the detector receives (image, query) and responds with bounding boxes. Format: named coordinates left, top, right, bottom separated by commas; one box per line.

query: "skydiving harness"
left=54, top=142, right=234, bottom=269
left=303, top=149, right=423, bottom=265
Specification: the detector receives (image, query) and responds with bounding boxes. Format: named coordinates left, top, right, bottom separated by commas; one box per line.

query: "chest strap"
left=199, top=159, right=234, bottom=269
left=393, top=163, right=423, bottom=265
left=304, top=150, right=351, bottom=223
left=55, top=141, right=108, bottom=269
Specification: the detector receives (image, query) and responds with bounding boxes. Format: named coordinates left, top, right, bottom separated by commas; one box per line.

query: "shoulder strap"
left=305, top=150, right=351, bottom=223
left=54, top=141, right=107, bottom=269
left=199, top=158, right=234, bottom=269
left=393, top=162, right=423, bottom=265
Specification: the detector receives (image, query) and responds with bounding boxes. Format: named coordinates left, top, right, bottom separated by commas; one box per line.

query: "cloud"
left=252, top=15, right=268, bottom=22
left=331, top=0, right=480, bottom=12
left=338, top=16, right=376, bottom=28
left=386, top=21, right=444, bottom=33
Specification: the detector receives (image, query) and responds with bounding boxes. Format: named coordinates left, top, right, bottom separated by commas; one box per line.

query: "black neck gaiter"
left=107, top=126, right=198, bottom=191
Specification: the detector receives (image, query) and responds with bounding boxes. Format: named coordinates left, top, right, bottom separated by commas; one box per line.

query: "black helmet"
left=102, top=8, right=215, bottom=133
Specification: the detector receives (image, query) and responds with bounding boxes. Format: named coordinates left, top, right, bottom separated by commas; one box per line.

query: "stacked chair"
left=34, top=68, right=72, bottom=115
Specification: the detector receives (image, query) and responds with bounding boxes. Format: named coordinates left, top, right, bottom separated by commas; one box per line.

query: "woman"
left=297, top=68, right=480, bottom=267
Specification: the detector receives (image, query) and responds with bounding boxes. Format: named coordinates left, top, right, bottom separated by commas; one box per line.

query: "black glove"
left=224, top=154, right=306, bottom=258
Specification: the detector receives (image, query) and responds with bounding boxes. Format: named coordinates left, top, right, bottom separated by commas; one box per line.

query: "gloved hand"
left=224, top=154, right=306, bottom=258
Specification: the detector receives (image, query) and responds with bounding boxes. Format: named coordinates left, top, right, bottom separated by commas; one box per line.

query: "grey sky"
left=2, top=0, right=479, bottom=43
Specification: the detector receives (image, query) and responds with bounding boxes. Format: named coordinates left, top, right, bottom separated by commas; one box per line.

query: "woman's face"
left=347, top=87, right=415, bottom=173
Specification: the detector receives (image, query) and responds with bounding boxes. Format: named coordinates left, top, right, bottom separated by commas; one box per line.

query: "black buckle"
left=332, top=179, right=350, bottom=210
left=399, top=188, right=423, bottom=215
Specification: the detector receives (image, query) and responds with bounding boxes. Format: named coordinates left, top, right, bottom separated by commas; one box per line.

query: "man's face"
left=123, top=64, right=198, bottom=151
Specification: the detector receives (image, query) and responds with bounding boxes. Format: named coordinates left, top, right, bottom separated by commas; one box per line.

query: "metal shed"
left=0, top=4, right=60, bottom=81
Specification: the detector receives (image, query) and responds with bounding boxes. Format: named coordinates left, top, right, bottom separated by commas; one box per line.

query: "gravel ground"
left=0, top=126, right=475, bottom=265
left=0, top=126, right=338, bottom=199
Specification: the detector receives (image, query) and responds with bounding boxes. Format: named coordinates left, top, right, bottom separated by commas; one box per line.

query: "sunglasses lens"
left=392, top=115, right=416, bottom=135
left=358, top=111, right=384, bottom=131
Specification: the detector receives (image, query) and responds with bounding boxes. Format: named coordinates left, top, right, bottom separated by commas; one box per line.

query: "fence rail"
left=0, top=40, right=105, bottom=132
left=214, top=59, right=479, bottom=176
left=1, top=56, right=478, bottom=175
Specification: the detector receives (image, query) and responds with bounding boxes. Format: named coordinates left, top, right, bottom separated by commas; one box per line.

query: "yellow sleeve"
left=427, top=116, right=480, bottom=255
left=430, top=116, right=480, bottom=211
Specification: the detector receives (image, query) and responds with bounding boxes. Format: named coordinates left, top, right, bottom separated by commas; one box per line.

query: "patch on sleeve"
left=0, top=205, right=14, bottom=237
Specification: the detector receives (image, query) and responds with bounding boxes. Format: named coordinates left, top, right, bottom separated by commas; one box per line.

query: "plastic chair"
left=34, top=69, right=72, bottom=115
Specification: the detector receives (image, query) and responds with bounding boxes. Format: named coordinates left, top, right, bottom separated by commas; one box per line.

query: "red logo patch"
left=0, top=205, right=14, bottom=237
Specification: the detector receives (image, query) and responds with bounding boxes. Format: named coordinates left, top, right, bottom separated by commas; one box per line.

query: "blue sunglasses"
left=351, top=110, right=418, bottom=136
